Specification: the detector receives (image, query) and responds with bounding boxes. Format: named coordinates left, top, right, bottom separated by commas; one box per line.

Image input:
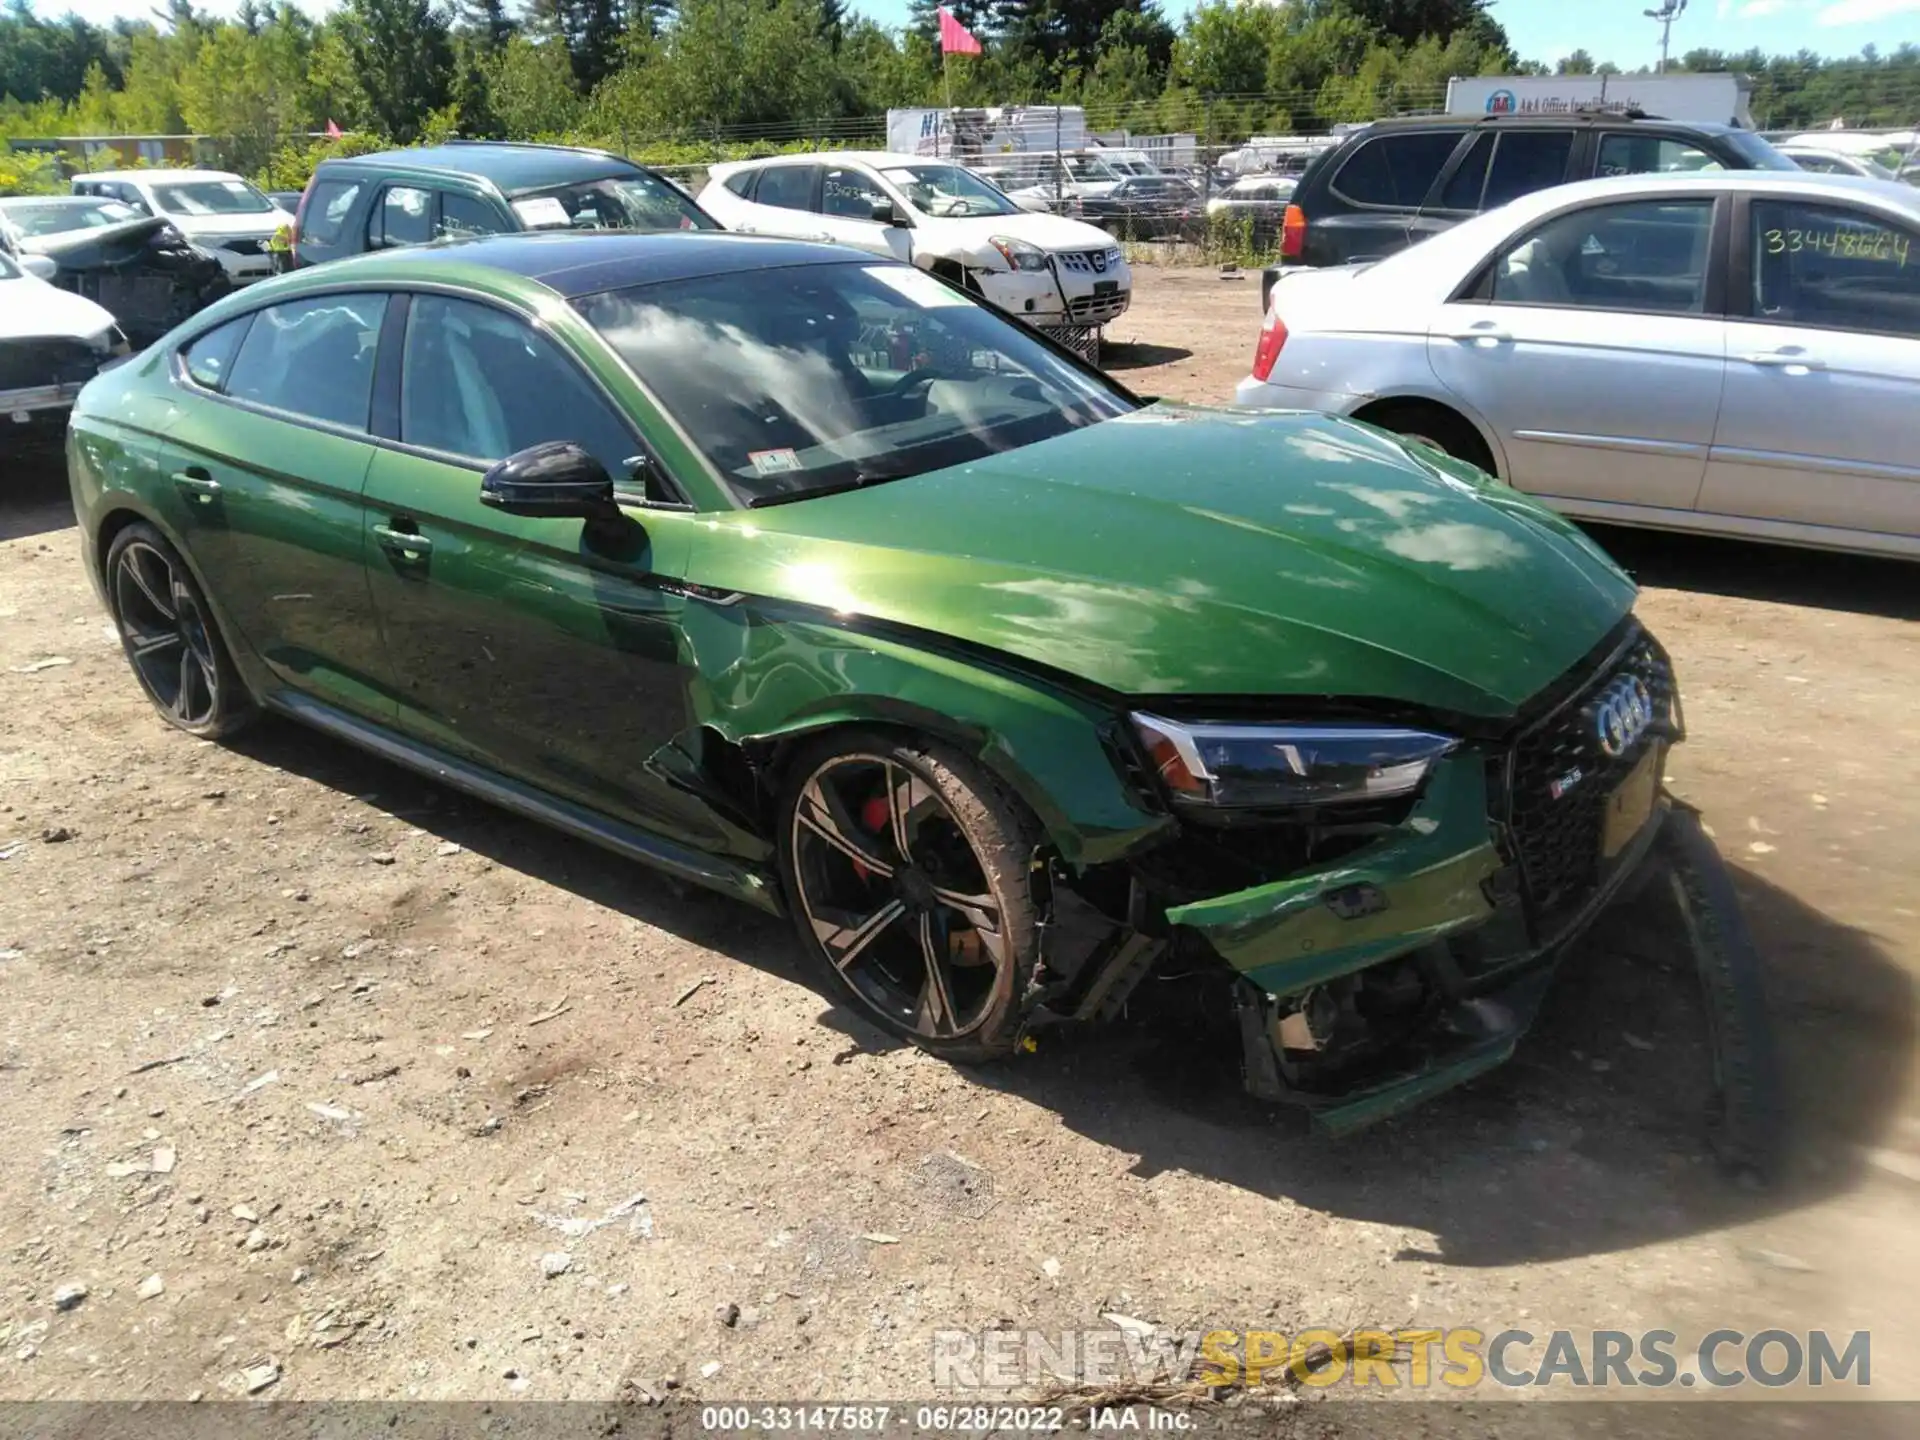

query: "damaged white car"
left=1, top=249, right=127, bottom=442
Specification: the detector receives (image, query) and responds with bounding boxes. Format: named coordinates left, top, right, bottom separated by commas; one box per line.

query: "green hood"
left=686, top=405, right=1636, bottom=719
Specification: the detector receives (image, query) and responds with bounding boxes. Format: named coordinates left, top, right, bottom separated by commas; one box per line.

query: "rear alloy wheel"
left=779, top=735, right=1041, bottom=1061
left=106, top=523, right=254, bottom=739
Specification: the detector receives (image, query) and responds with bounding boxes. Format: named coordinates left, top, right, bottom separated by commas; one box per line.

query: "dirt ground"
left=2, top=266, right=1917, bottom=1415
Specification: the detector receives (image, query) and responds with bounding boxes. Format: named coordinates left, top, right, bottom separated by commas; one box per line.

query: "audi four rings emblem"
left=1593, top=675, right=1655, bottom=758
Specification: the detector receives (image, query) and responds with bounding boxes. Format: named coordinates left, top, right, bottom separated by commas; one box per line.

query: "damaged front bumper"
left=1164, top=751, right=1673, bottom=1135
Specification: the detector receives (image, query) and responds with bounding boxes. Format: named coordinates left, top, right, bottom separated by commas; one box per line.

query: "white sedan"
left=2, top=249, right=124, bottom=441
left=1235, top=171, right=1920, bottom=559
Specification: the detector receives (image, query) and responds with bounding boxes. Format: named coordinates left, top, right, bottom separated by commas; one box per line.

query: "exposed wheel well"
left=1350, top=398, right=1499, bottom=479
left=96, top=507, right=148, bottom=572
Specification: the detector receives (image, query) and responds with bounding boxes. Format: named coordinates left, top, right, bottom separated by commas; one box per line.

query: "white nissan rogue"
left=701, top=152, right=1132, bottom=334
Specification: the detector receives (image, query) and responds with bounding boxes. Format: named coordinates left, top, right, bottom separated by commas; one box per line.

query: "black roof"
left=322, top=141, right=644, bottom=196
left=1362, top=113, right=1745, bottom=135
left=439, top=231, right=864, bottom=297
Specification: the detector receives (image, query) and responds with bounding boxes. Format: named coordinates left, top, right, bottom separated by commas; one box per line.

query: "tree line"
left=3, top=0, right=1917, bottom=186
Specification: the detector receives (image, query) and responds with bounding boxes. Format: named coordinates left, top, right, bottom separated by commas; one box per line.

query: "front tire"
left=777, top=732, right=1042, bottom=1062
left=105, top=522, right=255, bottom=740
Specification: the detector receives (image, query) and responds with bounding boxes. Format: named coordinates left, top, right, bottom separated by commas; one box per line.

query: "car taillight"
left=1280, top=203, right=1306, bottom=260
left=1251, top=311, right=1289, bottom=382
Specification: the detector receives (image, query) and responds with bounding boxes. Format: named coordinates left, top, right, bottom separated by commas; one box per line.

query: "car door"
left=1427, top=194, right=1727, bottom=513
left=730, top=163, right=827, bottom=240
left=157, top=292, right=395, bottom=721
left=359, top=292, right=724, bottom=847
left=1701, top=195, right=1920, bottom=544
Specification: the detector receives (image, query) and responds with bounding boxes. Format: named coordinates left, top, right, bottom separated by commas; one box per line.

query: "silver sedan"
left=1234, top=171, right=1920, bottom=559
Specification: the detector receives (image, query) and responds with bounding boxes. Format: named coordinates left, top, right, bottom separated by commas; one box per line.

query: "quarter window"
left=1331, top=132, right=1462, bottom=207
left=1489, top=200, right=1714, bottom=314
left=181, top=317, right=250, bottom=392
left=752, top=165, right=818, bottom=213
left=399, top=296, right=642, bottom=481
left=224, top=293, right=387, bottom=430
left=1751, top=200, right=1920, bottom=339
left=369, top=185, right=433, bottom=249
left=722, top=170, right=756, bottom=198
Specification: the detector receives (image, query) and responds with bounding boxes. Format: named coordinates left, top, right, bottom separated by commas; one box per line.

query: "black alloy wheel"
left=781, top=737, right=1040, bottom=1060
left=106, top=524, right=254, bottom=739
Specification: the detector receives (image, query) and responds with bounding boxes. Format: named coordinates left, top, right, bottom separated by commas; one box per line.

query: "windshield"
left=152, top=179, right=276, bottom=215
left=1065, top=156, right=1122, bottom=184
left=1726, top=131, right=1802, bottom=172
left=878, top=164, right=1019, bottom=218
left=576, top=261, right=1133, bottom=507
left=4, top=200, right=142, bottom=236
left=513, top=174, right=715, bottom=232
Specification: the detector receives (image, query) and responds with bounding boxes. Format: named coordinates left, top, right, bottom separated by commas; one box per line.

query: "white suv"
left=701, top=152, right=1131, bottom=333
left=71, top=169, right=294, bottom=283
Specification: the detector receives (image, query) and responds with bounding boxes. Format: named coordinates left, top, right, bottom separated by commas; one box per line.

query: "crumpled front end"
left=1140, top=626, right=1683, bottom=1133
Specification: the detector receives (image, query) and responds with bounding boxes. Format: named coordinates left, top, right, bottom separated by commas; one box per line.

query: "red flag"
left=937, top=6, right=981, bottom=55
left=324, top=119, right=343, bottom=139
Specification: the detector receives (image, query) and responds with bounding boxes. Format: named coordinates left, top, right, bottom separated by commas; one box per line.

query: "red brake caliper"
left=854, top=795, right=892, bottom=880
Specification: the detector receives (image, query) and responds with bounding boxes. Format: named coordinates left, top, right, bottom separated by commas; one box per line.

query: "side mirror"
left=871, top=200, right=909, bottom=227
left=21, top=253, right=58, bottom=281
left=479, top=441, right=616, bottom=519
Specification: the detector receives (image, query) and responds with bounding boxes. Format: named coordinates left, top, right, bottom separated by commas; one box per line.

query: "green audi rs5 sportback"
left=67, top=231, right=1760, bottom=1143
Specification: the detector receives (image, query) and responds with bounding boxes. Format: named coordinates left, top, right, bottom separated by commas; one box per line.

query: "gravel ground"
left=0, top=266, right=1916, bottom=1413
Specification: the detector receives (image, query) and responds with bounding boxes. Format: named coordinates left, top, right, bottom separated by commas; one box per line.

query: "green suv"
left=67, top=232, right=1722, bottom=1135
left=290, top=141, right=713, bottom=269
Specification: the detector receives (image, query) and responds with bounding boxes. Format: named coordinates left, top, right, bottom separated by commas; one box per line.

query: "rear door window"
left=1439, top=134, right=1494, bottom=211
left=224, top=293, right=388, bottom=430
left=1489, top=199, right=1715, bottom=315
left=1482, top=131, right=1577, bottom=210
left=753, top=165, right=819, bottom=213
left=368, top=185, right=434, bottom=250
left=1331, top=132, right=1462, bottom=207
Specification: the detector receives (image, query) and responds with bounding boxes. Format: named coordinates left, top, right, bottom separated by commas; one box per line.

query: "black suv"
left=1261, top=113, right=1793, bottom=305
left=291, top=141, right=715, bottom=269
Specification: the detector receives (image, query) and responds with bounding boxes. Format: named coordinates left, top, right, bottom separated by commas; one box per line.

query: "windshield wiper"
left=744, top=462, right=920, bottom=509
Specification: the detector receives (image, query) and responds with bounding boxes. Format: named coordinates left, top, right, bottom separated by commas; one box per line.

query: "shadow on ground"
left=1103, top=341, right=1195, bottom=370
left=230, top=712, right=1915, bottom=1275
left=1586, top=523, right=1920, bottom=622
left=1, top=446, right=76, bottom=545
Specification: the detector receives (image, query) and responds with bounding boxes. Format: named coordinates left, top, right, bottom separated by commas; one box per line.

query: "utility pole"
left=1644, top=0, right=1687, bottom=75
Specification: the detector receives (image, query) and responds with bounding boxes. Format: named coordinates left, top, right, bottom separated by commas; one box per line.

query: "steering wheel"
left=883, top=366, right=959, bottom=398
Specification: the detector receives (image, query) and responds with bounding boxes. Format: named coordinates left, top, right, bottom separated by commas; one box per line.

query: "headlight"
left=83, top=325, right=129, bottom=357
left=1130, top=712, right=1457, bottom=810
left=987, top=235, right=1051, bottom=272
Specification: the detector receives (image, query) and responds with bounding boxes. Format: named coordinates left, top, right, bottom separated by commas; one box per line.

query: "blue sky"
left=31, top=0, right=1920, bottom=69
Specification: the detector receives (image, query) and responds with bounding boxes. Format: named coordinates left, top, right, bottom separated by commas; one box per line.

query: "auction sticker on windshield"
left=865, top=265, right=967, bottom=307
left=749, top=448, right=803, bottom=476
left=511, top=196, right=573, bottom=229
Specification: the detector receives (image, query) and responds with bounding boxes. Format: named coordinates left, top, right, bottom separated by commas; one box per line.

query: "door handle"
left=1743, top=351, right=1825, bottom=372
left=372, top=523, right=432, bottom=562
left=171, top=467, right=220, bottom=503
left=1448, top=326, right=1512, bottom=347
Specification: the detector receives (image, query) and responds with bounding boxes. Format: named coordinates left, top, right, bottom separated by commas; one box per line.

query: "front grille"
left=1037, top=323, right=1100, bottom=365
left=1067, top=292, right=1129, bottom=325
left=1498, top=629, right=1677, bottom=937
left=220, top=238, right=264, bottom=256
left=0, top=338, right=99, bottom=392
left=1055, top=247, right=1123, bottom=276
